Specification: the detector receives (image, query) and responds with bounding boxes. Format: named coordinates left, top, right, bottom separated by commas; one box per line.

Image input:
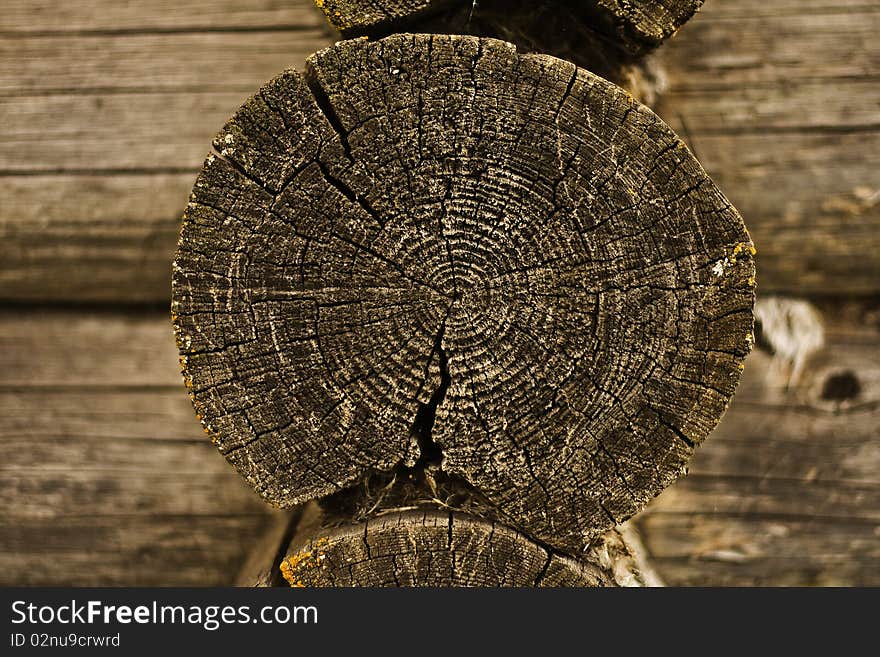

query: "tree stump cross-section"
left=172, top=34, right=755, bottom=555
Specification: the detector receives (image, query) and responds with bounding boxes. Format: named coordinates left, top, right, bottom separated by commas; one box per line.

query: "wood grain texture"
left=1, top=0, right=876, bottom=302
left=638, top=315, right=880, bottom=586
left=2, top=309, right=876, bottom=585
left=1, top=516, right=270, bottom=587
left=0, top=0, right=326, bottom=33
left=655, top=3, right=880, bottom=295
left=0, top=310, right=271, bottom=586
left=172, top=33, right=753, bottom=554
left=280, top=510, right=645, bottom=587
left=315, top=0, right=704, bottom=52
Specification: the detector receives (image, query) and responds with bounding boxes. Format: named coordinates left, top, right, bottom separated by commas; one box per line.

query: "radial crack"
left=410, top=321, right=451, bottom=468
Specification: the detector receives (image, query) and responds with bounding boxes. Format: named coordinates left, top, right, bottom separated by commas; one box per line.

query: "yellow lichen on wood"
left=280, top=537, right=331, bottom=587
left=729, top=241, right=757, bottom=263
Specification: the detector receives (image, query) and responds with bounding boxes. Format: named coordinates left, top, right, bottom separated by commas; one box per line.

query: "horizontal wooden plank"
left=639, top=316, right=880, bottom=585
left=0, top=310, right=273, bottom=585
left=648, top=474, right=880, bottom=521
left=1, top=0, right=872, bottom=35
left=4, top=5, right=871, bottom=95
left=0, top=389, right=200, bottom=442
left=4, top=307, right=878, bottom=585
left=0, top=516, right=270, bottom=586
left=673, top=132, right=880, bottom=296
left=0, top=92, right=244, bottom=171
left=0, top=173, right=189, bottom=302
left=665, top=11, right=880, bottom=88
left=0, top=309, right=180, bottom=386
left=1, top=439, right=265, bottom=518
left=699, top=2, right=880, bottom=18
left=657, top=3, right=880, bottom=295
left=0, top=1, right=332, bottom=303
left=0, top=30, right=326, bottom=94
left=1, top=1, right=326, bottom=34
left=639, top=515, right=880, bottom=586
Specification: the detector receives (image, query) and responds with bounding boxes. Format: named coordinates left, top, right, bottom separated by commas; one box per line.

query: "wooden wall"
left=1, top=0, right=877, bottom=585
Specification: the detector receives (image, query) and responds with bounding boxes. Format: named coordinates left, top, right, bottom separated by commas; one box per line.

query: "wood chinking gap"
left=171, top=33, right=754, bottom=586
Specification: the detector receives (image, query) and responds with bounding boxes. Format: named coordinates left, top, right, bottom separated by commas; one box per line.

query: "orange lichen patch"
left=729, top=241, right=757, bottom=263
left=280, top=537, right=331, bottom=587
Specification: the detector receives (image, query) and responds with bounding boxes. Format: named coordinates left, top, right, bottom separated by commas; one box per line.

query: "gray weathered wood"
left=314, top=0, right=704, bottom=52
left=0, top=516, right=271, bottom=587
left=0, top=310, right=272, bottom=586
left=638, top=515, right=880, bottom=587
left=280, top=509, right=648, bottom=586
left=172, top=33, right=754, bottom=554
left=638, top=311, right=880, bottom=586
left=656, top=4, right=880, bottom=295
left=0, top=0, right=327, bottom=33
left=0, top=31, right=326, bottom=94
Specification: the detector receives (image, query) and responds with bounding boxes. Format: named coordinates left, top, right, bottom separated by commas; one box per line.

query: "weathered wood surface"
left=1, top=0, right=877, bottom=587
left=315, top=0, right=704, bottom=53
left=0, top=0, right=876, bottom=302
left=172, top=33, right=753, bottom=554
left=2, top=306, right=876, bottom=584
left=279, top=508, right=648, bottom=587
left=282, top=512, right=614, bottom=587
left=656, top=3, right=880, bottom=295
left=638, top=308, right=880, bottom=586
left=0, top=0, right=324, bottom=33
left=0, top=310, right=272, bottom=586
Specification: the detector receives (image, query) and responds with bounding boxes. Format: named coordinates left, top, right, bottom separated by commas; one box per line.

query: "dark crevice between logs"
left=320, top=0, right=672, bottom=103
left=266, top=507, right=307, bottom=587
left=329, top=0, right=663, bottom=57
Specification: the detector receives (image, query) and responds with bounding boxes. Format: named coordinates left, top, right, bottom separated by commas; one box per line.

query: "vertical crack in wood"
left=411, top=321, right=450, bottom=469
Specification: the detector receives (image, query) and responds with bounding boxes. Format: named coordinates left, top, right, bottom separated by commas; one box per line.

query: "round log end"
left=172, top=33, right=755, bottom=553
left=280, top=511, right=627, bottom=586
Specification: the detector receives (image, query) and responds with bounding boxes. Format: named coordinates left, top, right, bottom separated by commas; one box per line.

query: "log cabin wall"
left=1, top=0, right=877, bottom=585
